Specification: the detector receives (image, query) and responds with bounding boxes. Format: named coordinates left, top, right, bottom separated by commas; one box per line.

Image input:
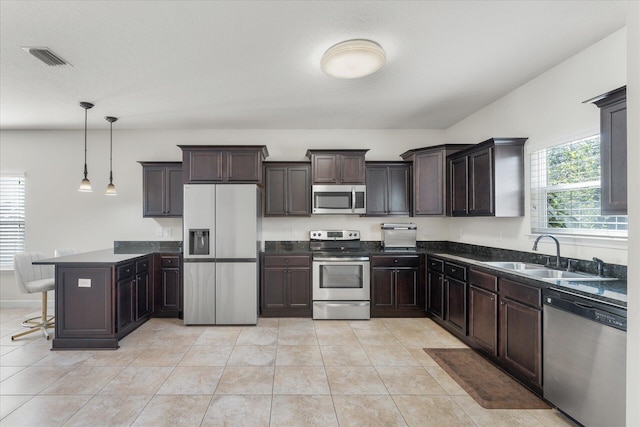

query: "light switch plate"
left=163, top=227, right=172, bottom=237
left=156, top=227, right=163, bottom=237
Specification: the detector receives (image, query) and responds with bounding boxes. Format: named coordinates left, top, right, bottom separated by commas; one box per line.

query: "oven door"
left=312, top=257, right=370, bottom=301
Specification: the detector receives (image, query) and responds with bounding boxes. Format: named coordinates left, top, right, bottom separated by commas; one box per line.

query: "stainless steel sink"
left=481, top=261, right=543, bottom=270
left=524, top=269, right=590, bottom=279
left=480, top=261, right=617, bottom=282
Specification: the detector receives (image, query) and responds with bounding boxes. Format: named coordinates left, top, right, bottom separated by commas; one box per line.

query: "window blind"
left=530, top=136, right=627, bottom=237
left=0, top=174, right=25, bottom=269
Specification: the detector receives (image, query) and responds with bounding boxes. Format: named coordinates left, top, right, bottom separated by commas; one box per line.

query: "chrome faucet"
left=592, top=257, right=605, bottom=277
left=532, top=234, right=561, bottom=268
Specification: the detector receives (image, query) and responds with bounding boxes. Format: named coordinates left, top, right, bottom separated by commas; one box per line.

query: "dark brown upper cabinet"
left=138, top=162, right=183, bottom=217
left=586, top=86, right=627, bottom=215
left=263, top=162, right=311, bottom=216
left=305, top=149, right=368, bottom=184
left=401, top=145, right=472, bottom=216
left=365, top=162, right=411, bottom=216
left=447, top=138, right=527, bottom=217
left=179, top=145, right=269, bottom=184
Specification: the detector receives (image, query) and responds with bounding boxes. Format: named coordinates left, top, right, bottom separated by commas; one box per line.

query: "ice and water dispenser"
left=189, top=229, right=210, bottom=255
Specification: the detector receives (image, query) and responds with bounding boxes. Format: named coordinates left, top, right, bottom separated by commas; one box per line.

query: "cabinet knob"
left=500, top=301, right=505, bottom=305
left=394, top=259, right=398, bottom=263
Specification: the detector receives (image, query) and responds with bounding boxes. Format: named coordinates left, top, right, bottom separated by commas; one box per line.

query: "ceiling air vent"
left=22, top=47, right=70, bottom=66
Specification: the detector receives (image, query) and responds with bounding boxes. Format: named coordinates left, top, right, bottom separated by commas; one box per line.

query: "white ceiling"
left=0, top=1, right=628, bottom=130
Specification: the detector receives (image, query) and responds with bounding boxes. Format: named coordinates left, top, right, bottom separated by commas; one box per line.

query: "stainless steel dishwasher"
left=543, top=287, right=627, bottom=427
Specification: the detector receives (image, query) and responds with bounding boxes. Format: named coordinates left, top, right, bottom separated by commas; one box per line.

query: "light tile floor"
left=0, top=306, right=577, bottom=426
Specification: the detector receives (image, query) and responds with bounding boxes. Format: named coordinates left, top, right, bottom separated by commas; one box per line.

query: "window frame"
left=0, top=172, right=26, bottom=270
left=529, top=135, right=628, bottom=239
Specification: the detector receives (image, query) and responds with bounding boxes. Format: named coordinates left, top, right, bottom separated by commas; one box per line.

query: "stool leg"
left=11, top=291, right=55, bottom=341
left=41, top=291, right=49, bottom=339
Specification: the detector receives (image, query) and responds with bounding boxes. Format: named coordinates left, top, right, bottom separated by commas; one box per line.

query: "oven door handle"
left=313, top=257, right=370, bottom=262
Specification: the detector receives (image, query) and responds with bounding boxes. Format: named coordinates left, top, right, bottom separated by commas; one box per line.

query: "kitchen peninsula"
left=34, top=242, right=182, bottom=350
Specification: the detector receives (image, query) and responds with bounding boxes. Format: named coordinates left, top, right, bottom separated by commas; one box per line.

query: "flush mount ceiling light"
left=105, top=116, right=118, bottom=196
left=78, top=102, right=94, bottom=192
left=321, top=39, right=386, bottom=79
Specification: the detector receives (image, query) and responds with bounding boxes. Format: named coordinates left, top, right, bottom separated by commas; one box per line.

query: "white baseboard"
left=0, top=300, right=54, bottom=309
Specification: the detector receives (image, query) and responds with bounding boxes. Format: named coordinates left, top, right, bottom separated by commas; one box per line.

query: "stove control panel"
left=310, top=230, right=360, bottom=241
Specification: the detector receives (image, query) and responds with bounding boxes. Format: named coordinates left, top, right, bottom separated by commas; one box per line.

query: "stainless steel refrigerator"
left=183, top=184, right=260, bottom=325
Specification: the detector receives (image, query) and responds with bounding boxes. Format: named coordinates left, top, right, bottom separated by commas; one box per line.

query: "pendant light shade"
left=321, top=39, right=386, bottom=79
left=78, top=102, right=94, bottom=192
left=105, top=116, right=118, bottom=196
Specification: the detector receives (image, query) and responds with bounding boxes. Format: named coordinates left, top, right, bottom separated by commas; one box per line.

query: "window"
left=0, top=173, right=25, bottom=269
left=530, top=135, right=627, bottom=238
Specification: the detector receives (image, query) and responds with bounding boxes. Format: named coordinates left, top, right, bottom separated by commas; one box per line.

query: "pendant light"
left=78, top=102, right=94, bottom=192
left=105, top=116, right=118, bottom=196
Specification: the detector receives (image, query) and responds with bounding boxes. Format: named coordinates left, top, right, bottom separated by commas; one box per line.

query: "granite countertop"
left=114, top=240, right=182, bottom=254
left=428, top=251, right=627, bottom=308
left=34, top=241, right=183, bottom=266
left=263, top=240, right=627, bottom=308
left=34, top=248, right=149, bottom=265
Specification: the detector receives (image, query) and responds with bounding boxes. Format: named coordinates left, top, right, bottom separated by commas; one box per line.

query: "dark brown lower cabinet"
left=444, top=276, right=467, bottom=334
left=427, top=263, right=444, bottom=319
left=499, top=278, right=542, bottom=390
left=469, top=269, right=499, bottom=356
left=469, top=285, right=498, bottom=356
left=116, top=276, right=135, bottom=334
left=261, top=254, right=312, bottom=317
left=153, top=254, right=183, bottom=317
left=371, top=255, right=425, bottom=317
left=52, top=255, right=153, bottom=350
left=469, top=268, right=542, bottom=392
left=426, top=257, right=469, bottom=337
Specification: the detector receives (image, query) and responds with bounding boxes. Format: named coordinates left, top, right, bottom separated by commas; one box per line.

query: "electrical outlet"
left=291, top=228, right=298, bottom=237
left=458, top=228, right=463, bottom=238
left=155, top=227, right=163, bottom=237
left=422, top=228, right=429, bottom=236
left=163, top=227, right=172, bottom=237
left=497, top=231, right=502, bottom=241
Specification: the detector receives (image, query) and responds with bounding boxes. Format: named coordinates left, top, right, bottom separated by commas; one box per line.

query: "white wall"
left=0, top=128, right=446, bottom=303
left=625, top=2, right=639, bottom=425
left=444, top=28, right=628, bottom=266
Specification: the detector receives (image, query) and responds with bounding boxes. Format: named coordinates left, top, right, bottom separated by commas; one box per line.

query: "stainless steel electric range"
left=310, top=230, right=370, bottom=320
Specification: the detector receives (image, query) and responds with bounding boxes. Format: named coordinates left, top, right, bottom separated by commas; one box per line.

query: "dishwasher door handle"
left=573, top=301, right=595, bottom=310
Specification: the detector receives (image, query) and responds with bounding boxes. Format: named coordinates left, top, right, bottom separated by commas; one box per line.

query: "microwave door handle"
left=351, top=187, right=356, bottom=213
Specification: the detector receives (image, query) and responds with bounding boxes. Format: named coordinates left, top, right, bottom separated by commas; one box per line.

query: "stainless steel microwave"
left=312, top=185, right=366, bottom=214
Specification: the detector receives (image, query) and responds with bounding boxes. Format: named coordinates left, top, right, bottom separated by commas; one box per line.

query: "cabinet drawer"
left=500, top=278, right=541, bottom=308
left=427, top=257, right=444, bottom=273
left=161, top=256, right=181, bottom=268
left=470, top=269, right=498, bottom=292
left=117, top=262, right=135, bottom=280
left=445, top=262, right=467, bottom=282
left=136, top=258, right=149, bottom=273
left=371, top=255, right=420, bottom=268
left=263, top=255, right=311, bottom=268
